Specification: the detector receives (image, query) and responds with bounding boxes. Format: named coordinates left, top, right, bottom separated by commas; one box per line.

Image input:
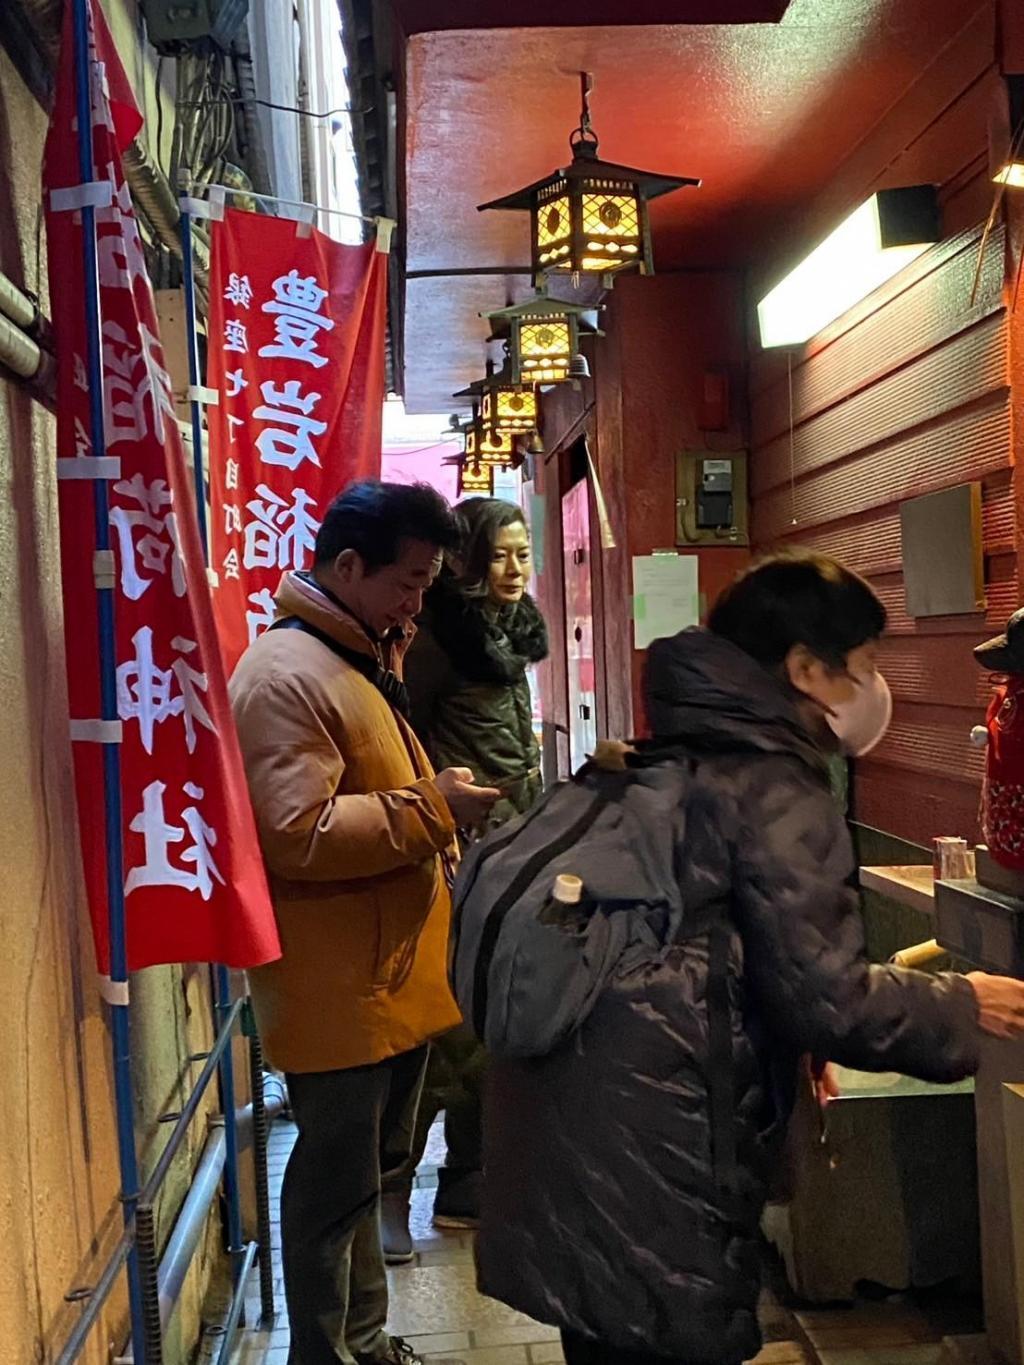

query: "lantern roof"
left=482, top=293, right=602, bottom=342
left=478, top=146, right=700, bottom=214
left=452, top=358, right=525, bottom=400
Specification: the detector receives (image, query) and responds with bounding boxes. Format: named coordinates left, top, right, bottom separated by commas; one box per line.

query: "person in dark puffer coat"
left=476, top=553, right=1024, bottom=1365
left=380, top=497, right=549, bottom=1258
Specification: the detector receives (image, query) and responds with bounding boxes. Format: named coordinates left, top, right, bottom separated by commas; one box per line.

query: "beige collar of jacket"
left=273, top=571, right=416, bottom=670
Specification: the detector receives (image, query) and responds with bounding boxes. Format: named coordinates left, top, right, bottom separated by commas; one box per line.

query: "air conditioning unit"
left=141, top=0, right=250, bottom=55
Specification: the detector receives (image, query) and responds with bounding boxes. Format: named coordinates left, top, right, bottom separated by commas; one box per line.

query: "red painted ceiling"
left=399, top=0, right=992, bottom=411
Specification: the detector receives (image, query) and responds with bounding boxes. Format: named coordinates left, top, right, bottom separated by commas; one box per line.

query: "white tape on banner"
left=375, top=217, right=397, bottom=253
left=179, top=195, right=225, bottom=221
left=187, top=384, right=220, bottom=406
left=98, top=975, right=130, bottom=1007
left=56, top=456, right=122, bottom=480
left=70, top=719, right=124, bottom=744
left=50, top=180, right=114, bottom=213
left=92, top=549, right=116, bottom=590
left=281, top=202, right=316, bottom=228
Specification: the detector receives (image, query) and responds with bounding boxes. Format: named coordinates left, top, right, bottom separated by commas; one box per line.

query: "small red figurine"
left=975, top=609, right=1024, bottom=873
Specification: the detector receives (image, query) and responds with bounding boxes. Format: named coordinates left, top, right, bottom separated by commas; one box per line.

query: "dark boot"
left=431, top=1168, right=481, bottom=1230
left=379, top=1190, right=414, bottom=1265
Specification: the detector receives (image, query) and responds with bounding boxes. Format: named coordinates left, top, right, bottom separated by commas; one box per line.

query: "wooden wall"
left=746, top=6, right=1018, bottom=847
left=751, top=223, right=1012, bottom=844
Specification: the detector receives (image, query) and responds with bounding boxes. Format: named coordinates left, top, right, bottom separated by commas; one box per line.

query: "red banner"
left=206, top=209, right=387, bottom=673
left=43, top=1, right=280, bottom=975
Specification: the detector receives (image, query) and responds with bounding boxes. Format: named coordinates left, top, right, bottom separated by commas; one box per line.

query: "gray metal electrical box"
left=141, top=0, right=250, bottom=54
left=675, top=450, right=749, bottom=547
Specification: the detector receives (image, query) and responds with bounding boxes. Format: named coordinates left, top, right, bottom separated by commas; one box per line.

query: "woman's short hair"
left=707, top=551, right=886, bottom=670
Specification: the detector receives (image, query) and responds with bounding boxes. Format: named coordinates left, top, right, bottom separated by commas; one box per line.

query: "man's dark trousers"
left=283, top=1047, right=427, bottom=1364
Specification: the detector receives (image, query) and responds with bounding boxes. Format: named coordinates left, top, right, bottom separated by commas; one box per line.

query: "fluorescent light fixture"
left=992, top=75, right=1024, bottom=191
left=995, top=162, right=1024, bottom=188
left=756, top=186, right=939, bottom=349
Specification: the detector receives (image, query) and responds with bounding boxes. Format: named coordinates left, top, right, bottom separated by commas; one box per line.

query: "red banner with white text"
left=43, top=1, right=280, bottom=975
left=206, top=209, right=387, bottom=674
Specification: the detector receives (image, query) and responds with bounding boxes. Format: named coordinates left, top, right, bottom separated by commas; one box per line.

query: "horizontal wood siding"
left=750, top=226, right=1014, bottom=846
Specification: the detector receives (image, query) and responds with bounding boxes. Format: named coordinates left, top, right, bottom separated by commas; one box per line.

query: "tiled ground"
left=232, top=1120, right=980, bottom=1365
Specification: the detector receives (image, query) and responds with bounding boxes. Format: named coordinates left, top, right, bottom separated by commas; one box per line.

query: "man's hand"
left=967, top=972, right=1024, bottom=1040
left=435, top=767, right=501, bottom=830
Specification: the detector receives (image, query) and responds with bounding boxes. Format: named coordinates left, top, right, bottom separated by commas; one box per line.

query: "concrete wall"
left=0, top=13, right=236, bottom=1362
left=0, top=43, right=127, bottom=1365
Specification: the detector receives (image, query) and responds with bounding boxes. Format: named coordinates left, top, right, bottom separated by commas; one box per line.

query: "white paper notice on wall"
left=632, top=553, right=699, bottom=650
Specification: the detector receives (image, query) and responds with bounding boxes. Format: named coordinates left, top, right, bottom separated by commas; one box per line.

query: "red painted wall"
left=531, top=271, right=750, bottom=762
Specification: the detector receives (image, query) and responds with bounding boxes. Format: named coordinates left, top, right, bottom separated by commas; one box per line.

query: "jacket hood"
left=644, top=628, right=827, bottom=774
left=421, top=576, right=548, bottom=686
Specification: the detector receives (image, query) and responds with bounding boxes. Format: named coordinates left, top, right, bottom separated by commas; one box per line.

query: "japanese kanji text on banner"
left=43, top=0, right=280, bottom=974
left=206, top=209, right=388, bottom=673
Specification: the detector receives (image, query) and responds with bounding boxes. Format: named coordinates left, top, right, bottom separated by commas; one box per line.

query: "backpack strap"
left=269, top=616, right=412, bottom=721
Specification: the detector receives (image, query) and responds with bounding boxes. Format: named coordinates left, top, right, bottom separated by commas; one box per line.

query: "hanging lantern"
left=458, top=457, right=494, bottom=496
left=484, top=294, right=599, bottom=386
left=482, top=379, right=537, bottom=435
left=464, top=411, right=516, bottom=467
left=478, top=72, right=700, bottom=281
left=454, top=359, right=539, bottom=435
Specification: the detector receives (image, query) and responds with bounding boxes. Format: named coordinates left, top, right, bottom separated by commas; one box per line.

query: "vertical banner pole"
left=178, top=180, right=210, bottom=561
left=70, top=0, right=148, bottom=1358
left=178, top=180, right=245, bottom=1291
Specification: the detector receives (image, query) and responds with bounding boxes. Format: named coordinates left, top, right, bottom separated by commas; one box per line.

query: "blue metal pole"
left=70, top=0, right=147, bottom=1359
left=178, top=189, right=244, bottom=1288
left=214, top=963, right=245, bottom=1288
left=178, top=197, right=210, bottom=562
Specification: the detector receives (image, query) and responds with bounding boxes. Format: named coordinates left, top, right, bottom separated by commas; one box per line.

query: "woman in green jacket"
left=381, top=496, right=549, bottom=1260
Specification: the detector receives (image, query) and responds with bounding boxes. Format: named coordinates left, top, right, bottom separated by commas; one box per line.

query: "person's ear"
left=333, top=548, right=363, bottom=584
left=785, top=643, right=823, bottom=699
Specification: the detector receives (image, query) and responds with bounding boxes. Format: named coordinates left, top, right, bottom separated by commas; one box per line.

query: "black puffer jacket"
left=476, top=629, right=980, bottom=1363
left=405, top=579, right=548, bottom=825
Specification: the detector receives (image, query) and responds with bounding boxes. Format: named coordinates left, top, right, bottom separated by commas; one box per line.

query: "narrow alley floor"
left=234, top=1121, right=982, bottom=1365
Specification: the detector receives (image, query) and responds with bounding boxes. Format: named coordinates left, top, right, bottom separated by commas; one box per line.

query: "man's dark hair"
left=707, top=551, right=886, bottom=670
left=315, top=480, right=462, bottom=573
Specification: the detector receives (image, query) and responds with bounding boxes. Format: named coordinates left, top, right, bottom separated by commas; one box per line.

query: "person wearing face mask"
left=379, top=497, right=549, bottom=1259
left=475, top=552, right=1024, bottom=1365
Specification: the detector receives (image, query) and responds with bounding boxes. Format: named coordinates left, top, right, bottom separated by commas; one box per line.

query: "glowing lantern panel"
left=459, top=458, right=493, bottom=496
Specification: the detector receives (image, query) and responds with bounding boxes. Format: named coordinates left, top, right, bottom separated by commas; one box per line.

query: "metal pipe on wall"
left=115, top=1082, right=288, bottom=1363
left=0, top=268, right=38, bottom=332
left=0, top=311, right=44, bottom=379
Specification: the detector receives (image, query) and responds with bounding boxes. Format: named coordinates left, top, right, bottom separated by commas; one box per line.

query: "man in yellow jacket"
left=230, top=481, right=498, bottom=1365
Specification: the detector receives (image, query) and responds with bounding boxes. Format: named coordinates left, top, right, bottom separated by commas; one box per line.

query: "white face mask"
left=827, top=670, right=892, bottom=757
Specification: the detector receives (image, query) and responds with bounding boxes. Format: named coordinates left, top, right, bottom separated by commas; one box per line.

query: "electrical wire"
left=178, top=94, right=355, bottom=120
left=155, top=54, right=165, bottom=177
